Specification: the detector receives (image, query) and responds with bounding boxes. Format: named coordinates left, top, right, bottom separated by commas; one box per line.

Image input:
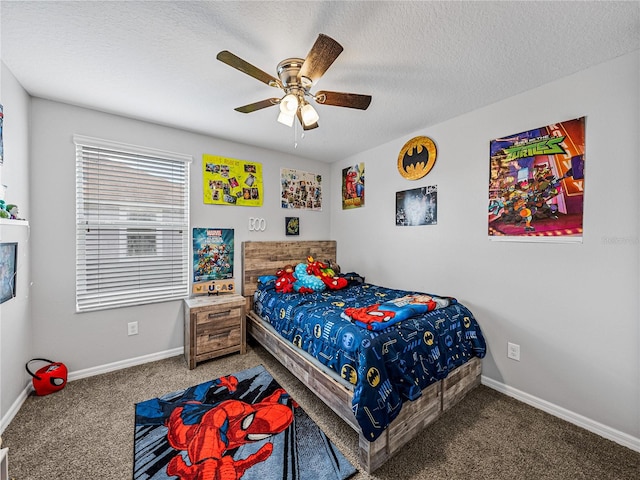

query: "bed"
left=241, top=240, right=486, bottom=473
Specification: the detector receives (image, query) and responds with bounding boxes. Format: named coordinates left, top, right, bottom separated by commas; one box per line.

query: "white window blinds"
left=74, top=135, right=191, bottom=312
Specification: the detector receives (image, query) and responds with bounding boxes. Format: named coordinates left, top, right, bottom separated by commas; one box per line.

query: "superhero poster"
left=203, top=154, right=263, bottom=206
left=192, top=228, right=233, bottom=282
left=395, top=185, right=437, bottom=226
left=133, top=365, right=356, bottom=480
left=342, top=163, right=365, bottom=209
left=280, top=168, right=322, bottom=211
left=488, top=117, right=585, bottom=241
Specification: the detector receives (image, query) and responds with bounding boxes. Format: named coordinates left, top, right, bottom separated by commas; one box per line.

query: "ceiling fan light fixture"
left=300, top=103, right=319, bottom=127
left=277, top=111, right=295, bottom=127
left=279, top=93, right=299, bottom=114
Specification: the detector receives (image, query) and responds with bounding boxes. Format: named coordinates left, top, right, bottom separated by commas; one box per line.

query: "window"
left=74, top=135, right=191, bottom=312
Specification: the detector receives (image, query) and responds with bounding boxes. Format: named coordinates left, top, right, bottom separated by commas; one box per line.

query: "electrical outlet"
left=507, top=342, right=520, bottom=361
left=128, top=321, right=139, bottom=336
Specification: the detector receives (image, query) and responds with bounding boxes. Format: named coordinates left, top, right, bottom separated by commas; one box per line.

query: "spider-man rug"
left=134, top=365, right=357, bottom=480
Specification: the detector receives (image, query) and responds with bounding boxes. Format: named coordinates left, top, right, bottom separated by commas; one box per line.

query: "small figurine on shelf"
left=0, top=201, right=23, bottom=220
left=6, top=204, right=20, bottom=220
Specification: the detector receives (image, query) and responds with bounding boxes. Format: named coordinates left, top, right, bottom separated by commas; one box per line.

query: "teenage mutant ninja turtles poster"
left=488, top=117, right=585, bottom=241
left=203, top=154, right=263, bottom=206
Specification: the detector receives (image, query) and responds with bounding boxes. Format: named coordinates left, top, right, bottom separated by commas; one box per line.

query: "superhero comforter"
left=253, top=277, right=486, bottom=442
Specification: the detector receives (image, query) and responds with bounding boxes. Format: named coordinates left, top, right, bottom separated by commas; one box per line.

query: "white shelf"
left=0, top=218, right=28, bottom=226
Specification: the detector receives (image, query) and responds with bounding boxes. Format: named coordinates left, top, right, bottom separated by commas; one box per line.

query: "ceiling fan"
left=216, top=34, right=372, bottom=130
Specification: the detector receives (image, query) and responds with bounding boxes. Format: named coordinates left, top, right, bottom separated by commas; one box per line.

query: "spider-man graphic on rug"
left=134, top=365, right=356, bottom=480
left=165, top=382, right=293, bottom=479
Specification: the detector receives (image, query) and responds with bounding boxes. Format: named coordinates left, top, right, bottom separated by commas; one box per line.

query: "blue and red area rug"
left=134, top=365, right=357, bottom=480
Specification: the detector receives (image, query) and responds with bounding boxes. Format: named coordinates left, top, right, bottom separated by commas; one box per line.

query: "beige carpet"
left=2, top=344, right=639, bottom=479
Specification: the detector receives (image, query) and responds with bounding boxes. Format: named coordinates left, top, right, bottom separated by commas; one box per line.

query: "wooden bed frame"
left=242, top=240, right=482, bottom=473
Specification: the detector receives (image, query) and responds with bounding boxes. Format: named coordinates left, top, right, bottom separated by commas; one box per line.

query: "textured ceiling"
left=1, top=1, right=639, bottom=163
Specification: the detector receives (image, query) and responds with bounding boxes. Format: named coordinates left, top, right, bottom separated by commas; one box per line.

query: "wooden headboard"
left=242, top=240, right=337, bottom=299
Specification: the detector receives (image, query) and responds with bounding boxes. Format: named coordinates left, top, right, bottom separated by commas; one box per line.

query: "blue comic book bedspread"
left=253, top=277, right=486, bottom=442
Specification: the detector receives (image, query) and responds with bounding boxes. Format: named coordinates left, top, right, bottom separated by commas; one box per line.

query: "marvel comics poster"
left=192, top=228, right=234, bottom=282
left=488, top=117, right=585, bottom=241
left=395, top=185, right=437, bottom=226
left=342, top=163, right=365, bottom=209
left=203, top=154, right=263, bottom=206
left=280, top=168, right=322, bottom=211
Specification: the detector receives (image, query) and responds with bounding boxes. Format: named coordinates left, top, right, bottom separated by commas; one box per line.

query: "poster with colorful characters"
left=280, top=168, right=322, bottom=211
left=203, top=155, right=263, bottom=206
left=192, top=228, right=234, bottom=282
left=342, top=163, right=365, bottom=209
left=488, top=117, right=585, bottom=241
left=395, top=185, right=437, bottom=226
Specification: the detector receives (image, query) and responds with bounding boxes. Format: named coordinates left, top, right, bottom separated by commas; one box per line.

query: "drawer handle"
left=208, top=310, right=231, bottom=318
left=208, top=333, right=228, bottom=340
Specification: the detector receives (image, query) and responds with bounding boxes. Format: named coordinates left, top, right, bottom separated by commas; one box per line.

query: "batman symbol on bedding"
left=367, top=367, right=381, bottom=387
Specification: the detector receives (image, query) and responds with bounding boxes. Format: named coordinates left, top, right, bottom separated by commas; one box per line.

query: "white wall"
left=331, top=51, right=640, bottom=446
left=0, top=63, right=32, bottom=430
left=27, top=99, right=331, bottom=373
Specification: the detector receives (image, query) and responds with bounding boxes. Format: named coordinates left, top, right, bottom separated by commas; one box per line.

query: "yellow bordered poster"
left=203, top=154, right=263, bottom=206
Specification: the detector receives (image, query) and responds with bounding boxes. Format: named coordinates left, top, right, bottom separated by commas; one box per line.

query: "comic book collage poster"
left=488, top=117, right=585, bottom=240
left=203, top=154, right=263, bottom=206
left=395, top=185, right=438, bottom=226
left=280, top=168, right=322, bottom=211
left=192, top=228, right=234, bottom=283
left=342, top=163, right=365, bottom=209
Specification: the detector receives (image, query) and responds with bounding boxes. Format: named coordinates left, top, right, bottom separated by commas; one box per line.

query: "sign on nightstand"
left=192, top=279, right=236, bottom=295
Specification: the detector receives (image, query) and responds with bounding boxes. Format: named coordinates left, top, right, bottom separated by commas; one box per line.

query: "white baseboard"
left=67, top=347, right=184, bottom=382
left=0, top=384, right=31, bottom=435
left=481, top=375, right=640, bottom=453
left=0, top=347, right=183, bottom=435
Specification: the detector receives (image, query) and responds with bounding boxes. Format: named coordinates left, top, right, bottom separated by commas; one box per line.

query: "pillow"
left=340, top=272, right=365, bottom=286
left=257, top=275, right=277, bottom=290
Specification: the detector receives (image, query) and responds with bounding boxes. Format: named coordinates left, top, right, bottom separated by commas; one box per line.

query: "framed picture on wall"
left=0, top=242, right=17, bottom=303
left=285, top=217, right=299, bottom=236
left=395, top=186, right=437, bottom=226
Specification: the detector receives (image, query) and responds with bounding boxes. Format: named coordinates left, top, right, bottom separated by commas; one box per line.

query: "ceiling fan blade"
left=299, top=34, right=344, bottom=83
left=216, top=50, right=282, bottom=88
left=296, top=109, right=319, bottom=130
left=315, top=91, right=372, bottom=110
left=234, top=98, right=280, bottom=113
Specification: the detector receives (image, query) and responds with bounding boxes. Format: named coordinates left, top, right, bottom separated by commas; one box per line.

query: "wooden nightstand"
left=183, top=294, right=246, bottom=369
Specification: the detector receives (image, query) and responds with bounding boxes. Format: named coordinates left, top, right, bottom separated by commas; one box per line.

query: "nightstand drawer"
left=195, top=306, right=242, bottom=327
left=196, top=326, right=242, bottom=355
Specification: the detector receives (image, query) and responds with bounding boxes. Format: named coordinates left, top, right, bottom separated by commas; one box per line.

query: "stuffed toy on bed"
left=274, top=257, right=348, bottom=294
left=293, top=262, right=326, bottom=293
left=306, top=256, right=348, bottom=290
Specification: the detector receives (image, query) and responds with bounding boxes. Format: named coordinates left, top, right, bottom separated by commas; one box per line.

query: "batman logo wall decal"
left=397, top=136, right=437, bottom=180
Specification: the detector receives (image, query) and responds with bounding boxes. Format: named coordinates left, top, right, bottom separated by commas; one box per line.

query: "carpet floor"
left=2, top=344, right=639, bottom=479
